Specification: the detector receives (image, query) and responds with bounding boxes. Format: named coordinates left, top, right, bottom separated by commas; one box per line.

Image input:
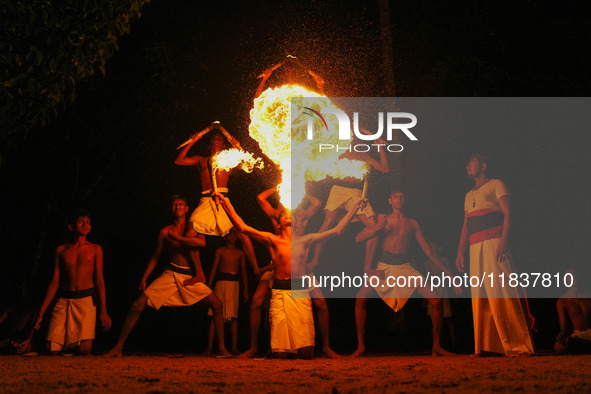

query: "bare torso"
left=267, top=234, right=292, bottom=280
left=218, top=246, right=244, bottom=274
left=565, top=298, right=591, bottom=331
left=196, top=156, right=230, bottom=190
left=57, top=242, right=99, bottom=291
left=162, top=225, right=195, bottom=268
left=290, top=236, right=311, bottom=279
left=381, top=213, right=417, bottom=254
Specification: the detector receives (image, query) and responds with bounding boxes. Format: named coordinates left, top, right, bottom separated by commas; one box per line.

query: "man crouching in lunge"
left=35, top=209, right=111, bottom=355
left=216, top=192, right=361, bottom=359
left=105, top=195, right=231, bottom=357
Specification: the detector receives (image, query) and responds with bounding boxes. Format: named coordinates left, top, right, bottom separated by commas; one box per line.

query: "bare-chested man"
left=352, top=190, right=458, bottom=357
left=216, top=191, right=361, bottom=359
left=308, top=131, right=389, bottom=279
left=554, top=270, right=591, bottom=354
left=35, top=209, right=111, bottom=355
left=205, top=230, right=249, bottom=355
left=174, top=123, right=258, bottom=274
left=105, top=195, right=231, bottom=357
left=240, top=187, right=341, bottom=358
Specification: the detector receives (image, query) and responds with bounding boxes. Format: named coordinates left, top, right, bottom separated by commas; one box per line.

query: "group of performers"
left=16, top=121, right=558, bottom=359
left=7, top=59, right=587, bottom=359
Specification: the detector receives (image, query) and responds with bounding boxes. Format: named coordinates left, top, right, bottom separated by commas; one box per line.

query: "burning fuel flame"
left=249, top=84, right=366, bottom=209
left=211, top=148, right=264, bottom=173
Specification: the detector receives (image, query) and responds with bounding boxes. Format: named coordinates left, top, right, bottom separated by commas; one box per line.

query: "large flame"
left=249, top=84, right=366, bottom=209
left=211, top=148, right=264, bottom=173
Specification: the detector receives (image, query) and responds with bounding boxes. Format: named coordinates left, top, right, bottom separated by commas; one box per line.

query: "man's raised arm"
left=214, top=192, right=270, bottom=245
left=302, top=193, right=322, bottom=218
left=175, top=124, right=216, bottom=166
left=306, top=199, right=362, bottom=245
left=256, top=187, right=281, bottom=223
left=175, top=139, right=201, bottom=166
left=255, top=62, right=283, bottom=97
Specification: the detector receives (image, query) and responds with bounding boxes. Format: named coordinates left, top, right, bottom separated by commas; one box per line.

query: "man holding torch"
left=308, top=130, right=389, bottom=274
left=174, top=122, right=258, bottom=273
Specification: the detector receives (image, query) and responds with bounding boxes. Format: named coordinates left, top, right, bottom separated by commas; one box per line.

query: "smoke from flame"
left=249, top=84, right=366, bottom=209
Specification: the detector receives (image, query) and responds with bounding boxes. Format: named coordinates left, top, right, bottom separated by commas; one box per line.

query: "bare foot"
left=432, top=346, right=455, bottom=356
left=349, top=348, right=365, bottom=358
left=202, top=350, right=212, bottom=356
left=323, top=348, right=343, bottom=359
left=103, top=348, right=122, bottom=357
left=237, top=348, right=257, bottom=358
left=217, top=348, right=234, bottom=358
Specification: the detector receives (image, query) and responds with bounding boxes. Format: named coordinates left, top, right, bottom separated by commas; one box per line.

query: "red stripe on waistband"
left=466, top=209, right=501, bottom=218
left=469, top=226, right=503, bottom=245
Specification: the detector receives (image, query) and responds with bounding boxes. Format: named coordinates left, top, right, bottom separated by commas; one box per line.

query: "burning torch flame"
left=208, top=149, right=265, bottom=211
left=210, top=149, right=264, bottom=173
left=249, top=84, right=367, bottom=209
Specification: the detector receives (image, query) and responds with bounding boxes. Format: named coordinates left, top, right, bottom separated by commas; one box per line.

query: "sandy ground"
left=1, top=353, right=590, bottom=393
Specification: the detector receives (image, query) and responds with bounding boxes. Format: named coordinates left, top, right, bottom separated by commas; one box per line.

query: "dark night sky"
left=1, top=0, right=590, bottom=353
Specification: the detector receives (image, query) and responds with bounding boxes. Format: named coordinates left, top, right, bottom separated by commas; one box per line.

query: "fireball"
left=249, top=84, right=366, bottom=209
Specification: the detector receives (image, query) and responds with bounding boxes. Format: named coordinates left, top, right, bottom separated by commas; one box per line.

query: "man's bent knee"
left=251, top=287, right=268, bottom=309
left=132, top=294, right=148, bottom=312
left=207, top=294, right=223, bottom=313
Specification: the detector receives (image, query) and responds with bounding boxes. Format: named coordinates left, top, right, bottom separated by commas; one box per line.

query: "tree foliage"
left=0, top=0, right=149, bottom=164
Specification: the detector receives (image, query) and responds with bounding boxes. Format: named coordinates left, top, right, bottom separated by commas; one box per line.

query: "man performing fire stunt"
left=215, top=192, right=361, bottom=359
left=104, top=195, right=231, bottom=357
left=174, top=122, right=259, bottom=276
left=456, top=153, right=534, bottom=357
left=352, top=190, right=459, bottom=357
